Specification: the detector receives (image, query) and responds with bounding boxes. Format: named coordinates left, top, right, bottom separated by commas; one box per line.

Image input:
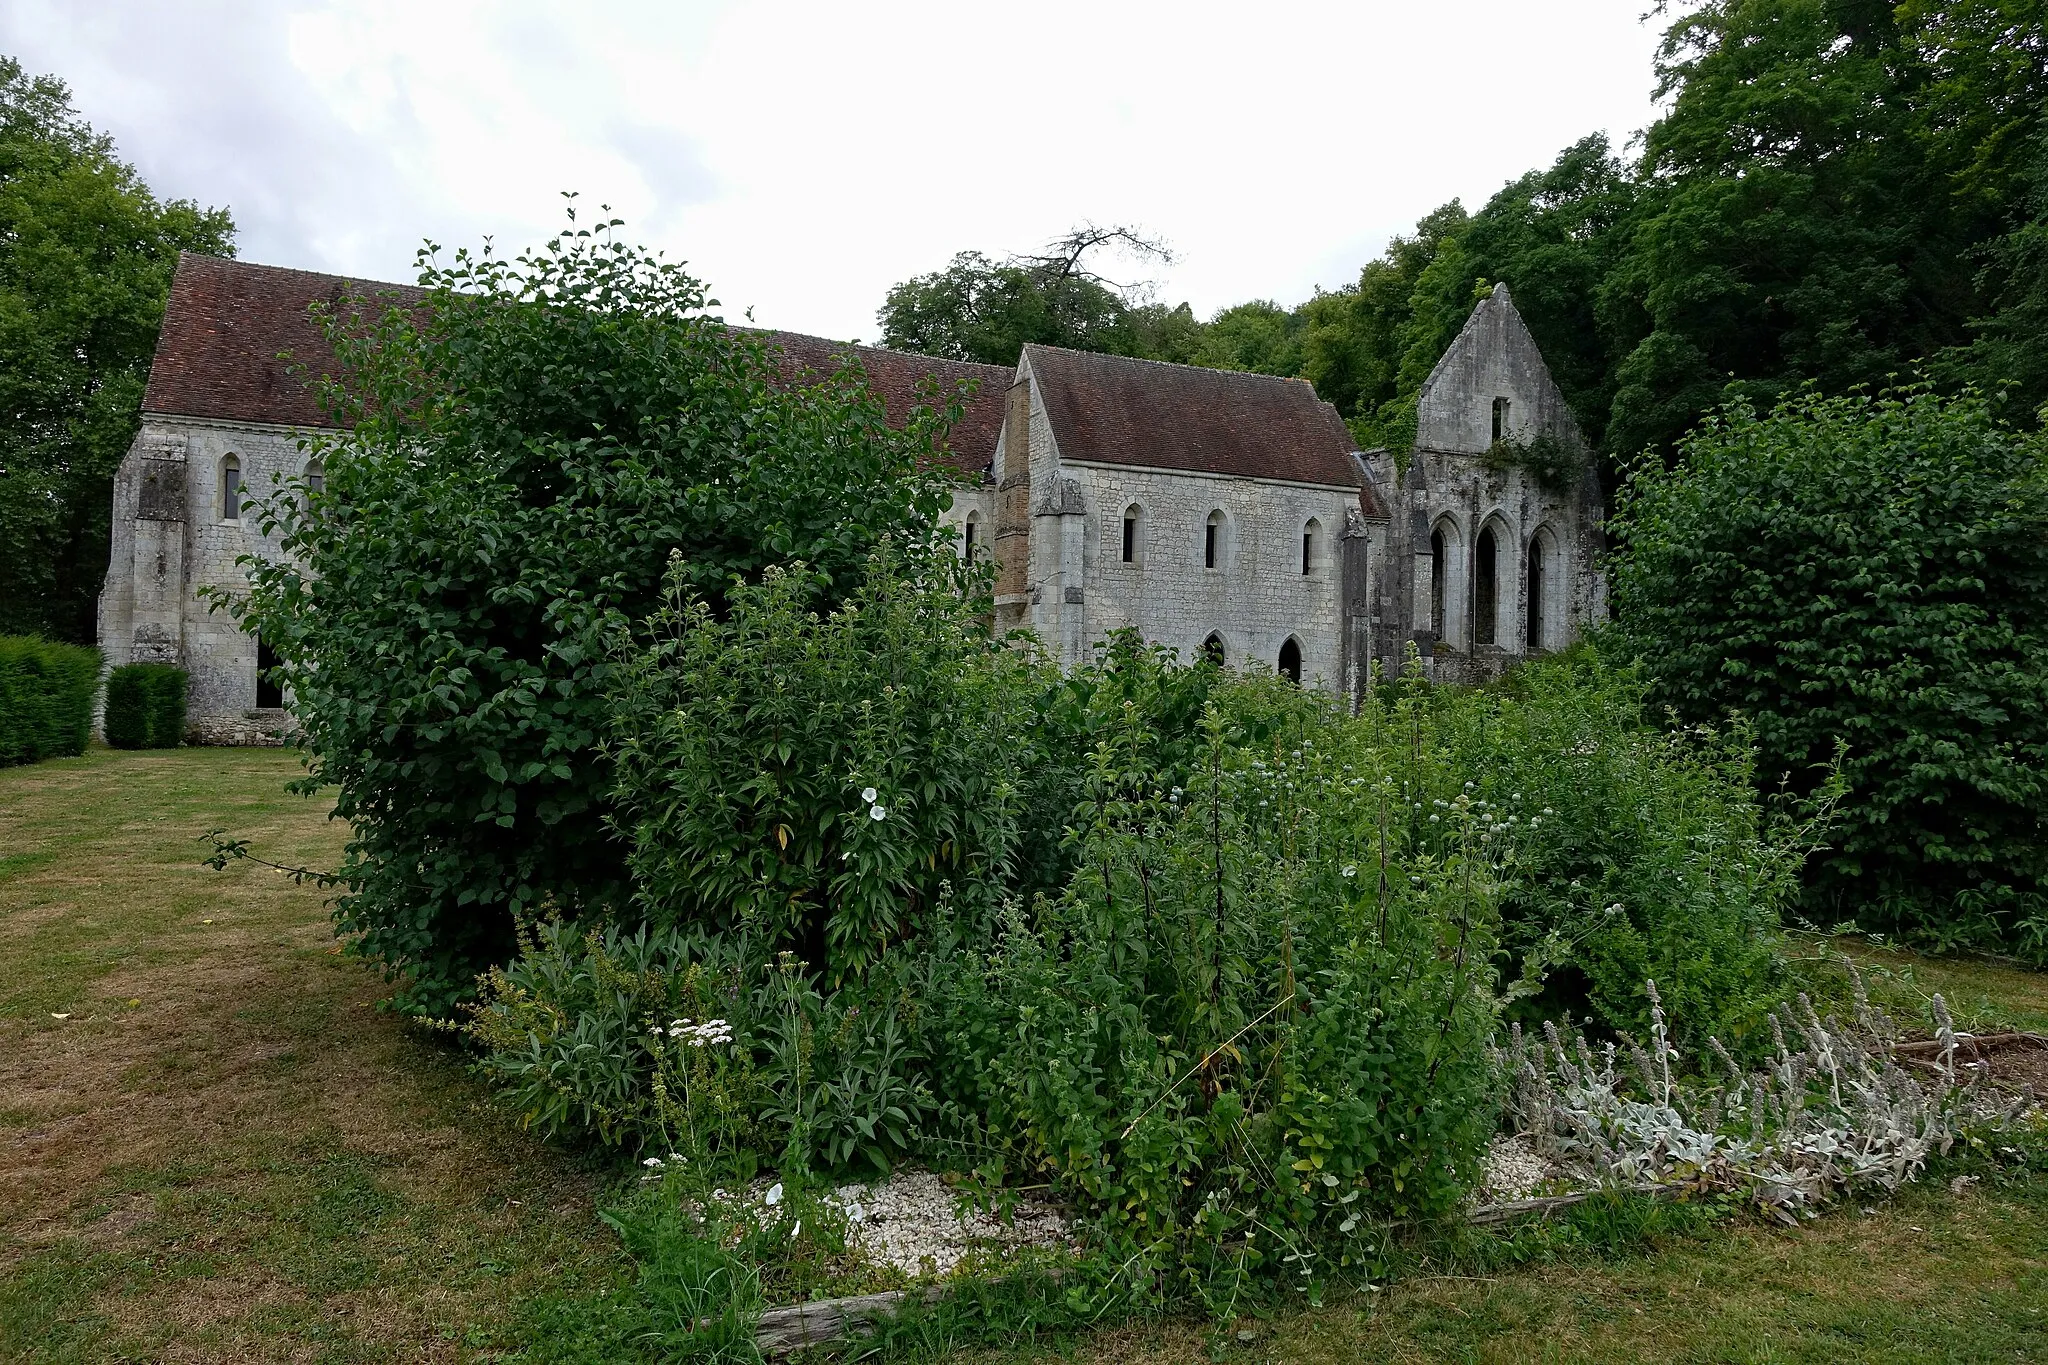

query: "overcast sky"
left=3, top=1, right=1670, bottom=343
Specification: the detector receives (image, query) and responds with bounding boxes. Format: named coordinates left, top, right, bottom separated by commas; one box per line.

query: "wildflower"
left=644, top=1156, right=665, bottom=1168
left=861, top=787, right=878, bottom=803
left=870, top=805, right=887, bottom=821
left=1341, top=865, right=1357, bottom=879
left=765, top=1182, right=785, bottom=1206
left=791, top=1219, right=802, bottom=1239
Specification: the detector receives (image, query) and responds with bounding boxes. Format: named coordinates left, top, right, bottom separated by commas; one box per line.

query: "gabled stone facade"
left=1362, top=284, right=1606, bottom=683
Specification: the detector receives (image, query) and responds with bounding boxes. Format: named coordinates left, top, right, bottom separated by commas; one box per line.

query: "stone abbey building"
left=99, top=255, right=1603, bottom=742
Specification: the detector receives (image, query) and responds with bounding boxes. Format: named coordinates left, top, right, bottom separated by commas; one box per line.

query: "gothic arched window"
left=1205, top=510, right=1225, bottom=570
left=304, top=458, right=325, bottom=496
left=1122, top=504, right=1142, bottom=564
left=963, top=511, right=981, bottom=563
left=1301, top=518, right=1322, bottom=576
left=221, top=454, right=242, bottom=521
left=1201, top=632, right=1226, bottom=666
left=1278, top=637, right=1303, bottom=684
left=1476, top=524, right=1500, bottom=645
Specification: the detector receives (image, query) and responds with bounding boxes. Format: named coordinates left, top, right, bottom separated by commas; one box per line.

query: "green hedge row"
left=0, top=637, right=101, bottom=767
left=103, top=664, right=189, bottom=750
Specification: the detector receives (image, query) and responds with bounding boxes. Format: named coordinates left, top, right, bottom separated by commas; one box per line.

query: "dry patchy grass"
left=0, top=747, right=622, bottom=1364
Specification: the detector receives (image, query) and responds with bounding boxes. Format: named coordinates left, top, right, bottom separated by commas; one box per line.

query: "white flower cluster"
left=658, top=1017, right=735, bottom=1047
left=860, top=785, right=887, bottom=821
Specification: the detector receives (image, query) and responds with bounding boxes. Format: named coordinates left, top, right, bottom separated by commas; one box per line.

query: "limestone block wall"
left=1065, top=462, right=1373, bottom=689
left=98, top=416, right=319, bottom=741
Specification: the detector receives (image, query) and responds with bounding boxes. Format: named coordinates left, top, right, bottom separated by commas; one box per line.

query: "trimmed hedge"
left=103, top=664, right=188, bottom=750
left=0, top=636, right=101, bottom=766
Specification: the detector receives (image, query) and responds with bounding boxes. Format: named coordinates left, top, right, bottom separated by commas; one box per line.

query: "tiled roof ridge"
left=1023, top=341, right=1321, bottom=392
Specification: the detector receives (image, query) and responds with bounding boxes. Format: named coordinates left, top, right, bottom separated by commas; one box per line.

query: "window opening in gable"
left=1491, top=397, right=1511, bottom=443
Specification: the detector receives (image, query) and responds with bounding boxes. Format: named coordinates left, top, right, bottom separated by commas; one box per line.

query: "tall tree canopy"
left=876, top=224, right=1172, bottom=366
left=0, top=56, right=235, bottom=641
left=878, top=0, right=2046, bottom=462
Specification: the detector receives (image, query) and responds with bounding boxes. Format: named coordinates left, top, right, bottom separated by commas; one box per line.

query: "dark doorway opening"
left=1475, top=526, right=1498, bottom=645
left=256, top=639, right=284, bottom=709
left=1201, top=633, right=1226, bottom=666
left=1278, top=637, right=1302, bottom=684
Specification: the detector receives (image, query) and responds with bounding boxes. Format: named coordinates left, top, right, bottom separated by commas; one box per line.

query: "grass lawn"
left=2, top=747, right=2045, bottom=1363
left=0, top=747, right=624, bottom=1363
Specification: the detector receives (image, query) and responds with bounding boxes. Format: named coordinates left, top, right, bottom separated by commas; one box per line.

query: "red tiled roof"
left=758, top=331, right=1010, bottom=476
left=1023, top=345, right=1380, bottom=512
left=141, top=256, right=1011, bottom=474
left=142, top=254, right=420, bottom=428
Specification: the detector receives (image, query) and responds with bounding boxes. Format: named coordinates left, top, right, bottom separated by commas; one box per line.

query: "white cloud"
left=1, top=0, right=1665, bottom=341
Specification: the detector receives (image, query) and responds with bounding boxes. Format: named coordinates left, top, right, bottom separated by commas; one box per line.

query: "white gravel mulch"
left=1476, top=1133, right=1556, bottom=1203
left=827, top=1168, right=1072, bottom=1278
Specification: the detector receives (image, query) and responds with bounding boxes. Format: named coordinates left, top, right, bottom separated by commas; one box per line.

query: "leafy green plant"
left=0, top=635, right=98, bottom=764
left=1607, top=386, right=2048, bottom=960
left=100, top=662, right=185, bottom=750
left=213, top=207, right=973, bottom=1012
left=608, top=548, right=1032, bottom=983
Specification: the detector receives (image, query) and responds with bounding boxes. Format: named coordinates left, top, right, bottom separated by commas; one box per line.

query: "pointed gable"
left=1414, top=283, right=1585, bottom=456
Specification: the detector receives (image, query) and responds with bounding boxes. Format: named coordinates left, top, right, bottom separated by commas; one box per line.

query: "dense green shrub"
left=1607, top=387, right=2048, bottom=959
left=1446, top=650, right=1836, bottom=1052
left=100, top=662, right=186, bottom=749
left=608, top=550, right=1036, bottom=981
left=213, top=212, right=969, bottom=1013
left=0, top=635, right=98, bottom=764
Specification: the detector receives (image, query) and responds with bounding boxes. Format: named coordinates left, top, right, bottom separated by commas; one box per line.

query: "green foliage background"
left=0, top=56, right=234, bottom=642
left=878, top=0, right=2047, bottom=464
left=1606, top=387, right=2048, bottom=959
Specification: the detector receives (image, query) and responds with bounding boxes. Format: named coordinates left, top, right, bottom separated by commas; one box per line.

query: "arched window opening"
left=304, top=458, right=325, bottom=496
left=1526, top=534, right=1545, bottom=652
left=1491, top=397, right=1511, bottom=443
left=962, top=512, right=980, bottom=564
left=1278, top=637, right=1303, bottom=684
left=221, top=454, right=242, bottom=521
left=1430, top=528, right=1446, bottom=634
left=256, top=638, right=284, bottom=709
left=1301, top=518, right=1321, bottom=576
left=1122, top=504, right=1141, bottom=564
left=1204, top=510, right=1224, bottom=570
left=1476, top=525, right=1499, bottom=645
left=1201, top=632, right=1226, bottom=666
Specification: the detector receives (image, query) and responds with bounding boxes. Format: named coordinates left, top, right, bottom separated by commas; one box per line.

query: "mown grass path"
left=0, top=748, right=620, bottom=1363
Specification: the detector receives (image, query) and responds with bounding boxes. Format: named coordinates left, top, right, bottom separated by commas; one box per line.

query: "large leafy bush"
left=217, top=213, right=967, bottom=1012
left=0, top=634, right=98, bottom=765
left=1607, top=387, right=2048, bottom=958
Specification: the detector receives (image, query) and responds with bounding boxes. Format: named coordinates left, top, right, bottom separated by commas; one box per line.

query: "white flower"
left=869, top=805, right=887, bottom=820
left=644, top=1156, right=665, bottom=1168
left=765, top=1182, right=784, bottom=1206
left=790, top=1219, right=802, bottom=1239
left=1341, top=865, right=1357, bottom=879
left=861, top=787, right=878, bottom=804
